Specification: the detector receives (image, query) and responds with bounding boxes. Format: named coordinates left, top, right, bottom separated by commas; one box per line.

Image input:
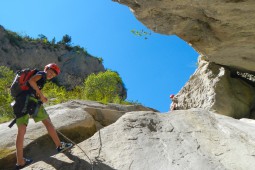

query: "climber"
left=169, top=94, right=178, bottom=111
left=12, top=63, right=73, bottom=169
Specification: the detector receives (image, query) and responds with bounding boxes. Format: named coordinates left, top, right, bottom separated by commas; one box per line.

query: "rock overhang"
left=113, top=0, right=255, bottom=73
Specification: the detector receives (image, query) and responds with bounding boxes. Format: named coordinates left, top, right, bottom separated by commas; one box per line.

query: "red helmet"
left=170, top=94, right=175, bottom=99
left=44, top=63, right=60, bottom=75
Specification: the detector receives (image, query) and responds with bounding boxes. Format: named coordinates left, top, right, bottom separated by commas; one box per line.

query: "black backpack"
left=10, top=68, right=38, bottom=98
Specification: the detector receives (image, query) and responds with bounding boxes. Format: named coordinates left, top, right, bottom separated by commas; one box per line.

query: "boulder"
left=28, top=109, right=255, bottom=170
left=50, top=100, right=157, bottom=129
left=0, top=104, right=96, bottom=170
left=0, top=100, right=155, bottom=169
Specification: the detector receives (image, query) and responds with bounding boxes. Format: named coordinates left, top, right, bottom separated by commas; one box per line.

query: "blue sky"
left=0, top=0, right=198, bottom=112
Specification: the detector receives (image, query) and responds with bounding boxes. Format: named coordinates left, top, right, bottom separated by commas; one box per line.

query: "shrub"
left=131, top=29, right=151, bottom=40
left=42, top=82, right=69, bottom=105
left=66, top=86, right=86, bottom=100
left=0, top=66, right=15, bottom=122
left=61, top=34, right=72, bottom=45
left=38, top=34, right=47, bottom=41
left=73, top=45, right=88, bottom=55
left=6, top=30, right=23, bottom=47
left=51, top=37, right=56, bottom=45
left=98, top=57, right=104, bottom=64
left=84, top=70, right=124, bottom=103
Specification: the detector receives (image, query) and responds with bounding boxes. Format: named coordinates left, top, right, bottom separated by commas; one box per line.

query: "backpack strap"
left=41, top=71, right=47, bottom=81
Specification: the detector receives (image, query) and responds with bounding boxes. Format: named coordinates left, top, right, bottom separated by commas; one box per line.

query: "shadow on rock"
left=0, top=127, right=96, bottom=170
left=43, top=152, right=116, bottom=170
left=0, top=135, right=56, bottom=170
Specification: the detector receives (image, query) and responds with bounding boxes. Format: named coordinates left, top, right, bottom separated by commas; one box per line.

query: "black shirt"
left=28, top=71, right=47, bottom=95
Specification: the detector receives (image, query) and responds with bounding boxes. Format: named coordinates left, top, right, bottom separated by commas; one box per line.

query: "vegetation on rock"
left=5, top=29, right=92, bottom=57
left=0, top=66, right=129, bottom=123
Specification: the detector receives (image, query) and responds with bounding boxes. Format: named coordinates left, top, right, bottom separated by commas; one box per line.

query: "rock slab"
left=29, top=109, right=255, bottom=170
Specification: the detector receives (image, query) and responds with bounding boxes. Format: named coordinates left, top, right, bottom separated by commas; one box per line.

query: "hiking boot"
left=57, top=142, right=73, bottom=153
left=16, top=158, right=33, bottom=170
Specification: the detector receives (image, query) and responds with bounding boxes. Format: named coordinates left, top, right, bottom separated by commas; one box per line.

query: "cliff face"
left=114, top=0, right=255, bottom=117
left=174, top=57, right=255, bottom=119
left=114, top=0, right=255, bottom=73
left=0, top=25, right=105, bottom=89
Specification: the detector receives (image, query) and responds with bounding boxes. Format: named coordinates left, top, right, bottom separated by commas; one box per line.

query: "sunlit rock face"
left=27, top=110, right=255, bottom=170
left=114, top=0, right=255, bottom=73
left=172, top=57, right=255, bottom=119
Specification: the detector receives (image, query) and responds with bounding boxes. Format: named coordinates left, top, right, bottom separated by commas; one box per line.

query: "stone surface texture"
left=28, top=109, right=255, bottom=170
left=172, top=58, right=255, bottom=118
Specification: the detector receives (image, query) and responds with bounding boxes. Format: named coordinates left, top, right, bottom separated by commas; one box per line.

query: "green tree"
left=84, top=70, right=123, bottom=103
left=38, top=34, right=47, bottom=40
left=51, top=37, right=56, bottom=45
left=0, top=66, right=15, bottom=121
left=6, top=30, right=23, bottom=47
left=61, top=34, right=72, bottom=45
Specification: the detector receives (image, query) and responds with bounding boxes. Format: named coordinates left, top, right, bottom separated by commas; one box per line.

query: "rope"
left=56, top=129, right=94, bottom=170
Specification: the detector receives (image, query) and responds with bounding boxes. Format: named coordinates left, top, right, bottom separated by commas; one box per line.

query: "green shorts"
left=16, top=105, right=49, bottom=126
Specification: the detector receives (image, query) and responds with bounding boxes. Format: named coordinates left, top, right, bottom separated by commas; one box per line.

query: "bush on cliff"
left=84, top=70, right=125, bottom=103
